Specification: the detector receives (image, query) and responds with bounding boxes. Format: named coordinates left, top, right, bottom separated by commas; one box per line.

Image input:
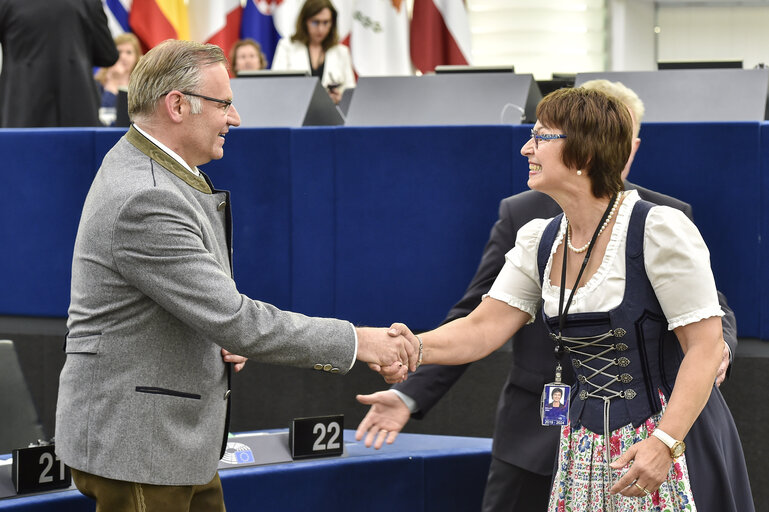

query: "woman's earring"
left=577, top=170, right=583, bottom=176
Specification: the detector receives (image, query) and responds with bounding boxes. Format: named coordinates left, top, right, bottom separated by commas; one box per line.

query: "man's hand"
left=221, top=348, right=247, bottom=373
left=356, top=327, right=418, bottom=378
left=715, top=341, right=731, bottom=387
left=355, top=391, right=411, bottom=449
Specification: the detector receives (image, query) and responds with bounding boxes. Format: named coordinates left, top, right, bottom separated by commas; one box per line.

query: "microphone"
left=500, top=103, right=526, bottom=124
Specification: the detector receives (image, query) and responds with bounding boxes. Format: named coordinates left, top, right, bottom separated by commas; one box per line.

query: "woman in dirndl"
left=381, top=87, right=754, bottom=511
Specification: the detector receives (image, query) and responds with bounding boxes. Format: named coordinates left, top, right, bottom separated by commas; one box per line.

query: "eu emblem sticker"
left=540, top=383, right=571, bottom=426
left=220, top=442, right=255, bottom=465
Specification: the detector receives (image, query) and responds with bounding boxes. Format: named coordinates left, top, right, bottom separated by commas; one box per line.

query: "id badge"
left=540, top=383, right=571, bottom=426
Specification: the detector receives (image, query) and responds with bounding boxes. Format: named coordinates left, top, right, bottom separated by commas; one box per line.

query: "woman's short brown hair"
left=291, top=0, right=339, bottom=51
left=536, top=88, right=632, bottom=198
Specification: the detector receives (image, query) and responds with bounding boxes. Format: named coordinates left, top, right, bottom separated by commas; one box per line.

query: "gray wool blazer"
left=56, top=127, right=356, bottom=486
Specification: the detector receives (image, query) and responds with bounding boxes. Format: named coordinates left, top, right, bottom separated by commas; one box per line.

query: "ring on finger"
left=634, top=482, right=650, bottom=496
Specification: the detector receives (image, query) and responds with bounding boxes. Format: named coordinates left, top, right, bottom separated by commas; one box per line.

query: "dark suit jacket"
left=394, top=183, right=738, bottom=476
left=0, top=0, right=117, bottom=127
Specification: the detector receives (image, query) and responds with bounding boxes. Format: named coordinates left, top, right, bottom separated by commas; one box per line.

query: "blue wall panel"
left=204, top=128, right=294, bottom=311
left=631, top=122, right=761, bottom=336
left=0, top=129, right=99, bottom=316
left=760, top=124, right=769, bottom=339
left=0, top=124, right=766, bottom=339
left=333, top=126, right=514, bottom=331
left=511, top=126, right=534, bottom=195
left=290, top=127, right=337, bottom=318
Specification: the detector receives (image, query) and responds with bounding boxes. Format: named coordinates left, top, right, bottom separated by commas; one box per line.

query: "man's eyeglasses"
left=179, top=91, right=233, bottom=113
left=530, top=129, right=567, bottom=149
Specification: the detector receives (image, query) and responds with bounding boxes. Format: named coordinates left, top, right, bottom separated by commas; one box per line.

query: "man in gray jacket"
left=55, top=39, right=415, bottom=512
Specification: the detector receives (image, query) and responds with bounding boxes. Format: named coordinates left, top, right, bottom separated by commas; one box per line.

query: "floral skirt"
left=548, top=393, right=696, bottom=512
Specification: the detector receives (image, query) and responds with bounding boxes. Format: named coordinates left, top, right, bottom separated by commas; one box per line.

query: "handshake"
left=355, top=324, right=420, bottom=384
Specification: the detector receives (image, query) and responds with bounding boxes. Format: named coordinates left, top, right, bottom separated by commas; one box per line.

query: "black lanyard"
left=555, top=193, right=618, bottom=359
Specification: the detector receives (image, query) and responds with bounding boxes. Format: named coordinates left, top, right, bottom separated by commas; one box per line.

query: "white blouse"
left=271, top=39, right=356, bottom=93
left=487, top=190, right=724, bottom=330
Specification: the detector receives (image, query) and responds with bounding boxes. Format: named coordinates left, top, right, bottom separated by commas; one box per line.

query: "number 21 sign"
left=12, top=444, right=72, bottom=494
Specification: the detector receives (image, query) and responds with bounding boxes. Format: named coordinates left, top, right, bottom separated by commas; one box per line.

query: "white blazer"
left=271, top=39, right=356, bottom=93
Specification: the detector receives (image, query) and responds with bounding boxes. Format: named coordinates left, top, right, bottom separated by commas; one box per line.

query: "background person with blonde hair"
left=271, top=0, right=355, bottom=104
left=94, top=32, right=142, bottom=126
left=230, top=38, right=267, bottom=74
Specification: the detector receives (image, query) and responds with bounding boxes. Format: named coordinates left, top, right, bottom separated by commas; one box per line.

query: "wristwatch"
left=652, top=428, right=686, bottom=458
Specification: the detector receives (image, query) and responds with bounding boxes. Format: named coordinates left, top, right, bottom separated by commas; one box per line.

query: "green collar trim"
left=126, top=126, right=212, bottom=194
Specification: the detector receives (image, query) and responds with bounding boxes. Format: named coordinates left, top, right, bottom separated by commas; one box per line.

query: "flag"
left=332, top=0, right=354, bottom=43
left=129, top=0, right=189, bottom=51
left=242, top=0, right=352, bottom=67
left=351, top=0, right=411, bottom=76
left=410, top=0, right=472, bottom=74
left=103, top=0, right=132, bottom=37
left=189, top=0, right=242, bottom=57
left=241, top=0, right=282, bottom=66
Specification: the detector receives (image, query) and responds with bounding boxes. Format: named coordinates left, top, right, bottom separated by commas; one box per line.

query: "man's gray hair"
left=128, top=39, right=227, bottom=121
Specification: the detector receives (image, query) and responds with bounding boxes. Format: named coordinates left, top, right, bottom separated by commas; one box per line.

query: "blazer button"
left=217, top=201, right=226, bottom=211
left=323, top=364, right=332, bottom=372
left=314, top=364, right=323, bottom=370
left=223, top=389, right=231, bottom=400
left=330, top=368, right=340, bottom=374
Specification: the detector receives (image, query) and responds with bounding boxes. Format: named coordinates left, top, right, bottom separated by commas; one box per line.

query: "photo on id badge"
left=541, top=384, right=570, bottom=426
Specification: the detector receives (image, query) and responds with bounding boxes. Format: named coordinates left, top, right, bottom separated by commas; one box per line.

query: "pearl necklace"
left=566, top=193, right=621, bottom=254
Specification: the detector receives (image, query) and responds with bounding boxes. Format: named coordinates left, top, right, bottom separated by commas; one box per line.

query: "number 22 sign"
left=289, top=415, right=344, bottom=460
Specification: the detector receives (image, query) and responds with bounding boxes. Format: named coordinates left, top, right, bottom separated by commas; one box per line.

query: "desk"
left=0, top=431, right=492, bottom=512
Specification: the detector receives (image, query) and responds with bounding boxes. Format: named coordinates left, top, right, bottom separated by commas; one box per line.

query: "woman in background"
left=271, top=0, right=355, bottom=104
left=94, top=32, right=141, bottom=126
left=230, top=38, right=267, bottom=74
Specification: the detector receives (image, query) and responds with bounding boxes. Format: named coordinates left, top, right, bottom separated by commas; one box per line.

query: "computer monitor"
left=346, top=74, right=541, bottom=126
left=230, top=76, right=343, bottom=127
left=575, top=69, right=769, bottom=121
left=537, top=76, right=575, bottom=96
left=115, top=90, right=130, bottom=127
left=434, top=65, right=515, bottom=74
left=657, top=60, right=743, bottom=70
left=235, top=70, right=310, bottom=78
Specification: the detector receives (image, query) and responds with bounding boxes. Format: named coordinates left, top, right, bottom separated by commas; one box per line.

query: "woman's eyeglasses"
left=530, top=129, right=567, bottom=149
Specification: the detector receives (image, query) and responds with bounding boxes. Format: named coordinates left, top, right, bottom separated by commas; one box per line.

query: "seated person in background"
left=229, top=38, right=267, bottom=75
left=271, top=0, right=355, bottom=104
left=94, top=32, right=142, bottom=126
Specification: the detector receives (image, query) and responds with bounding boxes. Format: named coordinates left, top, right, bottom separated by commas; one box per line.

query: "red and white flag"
left=350, top=0, right=411, bottom=76
left=410, top=0, right=472, bottom=74
left=188, top=0, right=242, bottom=56
left=261, top=0, right=301, bottom=39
